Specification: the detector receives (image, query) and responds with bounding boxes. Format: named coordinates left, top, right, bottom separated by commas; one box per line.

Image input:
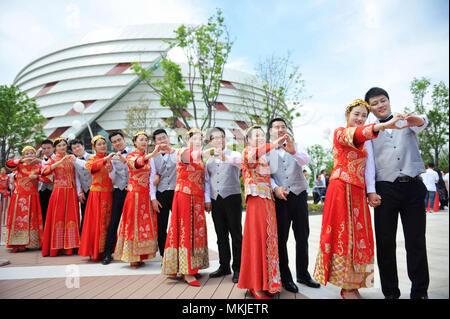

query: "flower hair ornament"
left=346, top=99, right=371, bottom=114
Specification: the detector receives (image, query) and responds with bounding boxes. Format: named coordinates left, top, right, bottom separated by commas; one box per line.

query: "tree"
left=170, top=8, right=233, bottom=130
left=0, top=85, right=46, bottom=166
left=406, top=77, right=449, bottom=167
left=132, top=8, right=233, bottom=131
left=123, top=97, right=158, bottom=140
left=238, top=51, right=306, bottom=133
left=306, top=144, right=333, bottom=186
left=132, top=57, right=192, bottom=130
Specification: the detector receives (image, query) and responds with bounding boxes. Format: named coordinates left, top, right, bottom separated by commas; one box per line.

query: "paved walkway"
left=0, top=208, right=448, bottom=299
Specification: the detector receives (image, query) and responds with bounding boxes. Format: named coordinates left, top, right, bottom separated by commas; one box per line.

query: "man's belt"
left=394, top=175, right=422, bottom=183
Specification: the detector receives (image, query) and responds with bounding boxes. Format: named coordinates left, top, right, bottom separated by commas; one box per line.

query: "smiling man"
left=266, top=118, right=320, bottom=293
left=364, top=87, right=429, bottom=299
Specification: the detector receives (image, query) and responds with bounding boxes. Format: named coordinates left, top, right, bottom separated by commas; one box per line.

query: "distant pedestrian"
left=422, top=162, right=439, bottom=213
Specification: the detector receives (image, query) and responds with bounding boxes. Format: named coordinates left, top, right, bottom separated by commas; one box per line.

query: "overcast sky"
left=1, top=0, right=448, bottom=148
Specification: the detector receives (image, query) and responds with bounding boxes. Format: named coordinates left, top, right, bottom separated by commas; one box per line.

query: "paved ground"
left=0, top=207, right=448, bottom=299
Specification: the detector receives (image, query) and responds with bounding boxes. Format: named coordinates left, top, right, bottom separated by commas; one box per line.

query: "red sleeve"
left=353, top=123, right=379, bottom=146
left=86, top=157, right=104, bottom=173
left=41, top=158, right=55, bottom=176
left=5, top=159, right=20, bottom=169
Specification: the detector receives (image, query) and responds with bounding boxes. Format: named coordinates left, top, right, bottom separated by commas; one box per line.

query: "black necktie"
left=379, top=114, right=393, bottom=123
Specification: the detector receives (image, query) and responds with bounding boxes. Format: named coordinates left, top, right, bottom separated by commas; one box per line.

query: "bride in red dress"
left=5, top=146, right=44, bottom=252
left=237, top=125, right=287, bottom=299
left=114, top=131, right=162, bottom=268
left=161, top=128, right=210, bottom=287
left=41, top=138, right=80, bottom=257
left=313, top=99, right=404, bottom=298
left=79, top=135, right=115, bottom=261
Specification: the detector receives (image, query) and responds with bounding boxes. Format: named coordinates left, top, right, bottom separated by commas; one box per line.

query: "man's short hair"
left=69, top=138, right=84, bottom=149
left=427, top=162, right=435, bottom=168
left=41, top=139, right=53, bottom=146
left=364, top=87, right=390, bottom=103
left=108, top=131, right=124, bottom=141
left=152, top=128, right=168, bottom=141
left=268, top=118, right=287, bottom=130
left=207, top=127, right=226, bottom=141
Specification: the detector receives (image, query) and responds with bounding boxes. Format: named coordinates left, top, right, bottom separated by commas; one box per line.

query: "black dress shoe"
left=297, top=277, right=320, bottom=288
left=411, top=295, right=428, bottom=299
left=232, top=271, right=240, bottom=283
left=209, top=267, right=231, bottom=278
left=385, top=295, right=400, bottom=299
left=101, top=254, right=112, bottom=265
left=282, top=281, right=299, bottom=293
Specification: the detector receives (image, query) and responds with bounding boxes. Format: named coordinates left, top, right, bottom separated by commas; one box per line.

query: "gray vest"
left=39, top=156, right=53, bottom=191
left=74, top=152, right=93, bottom=193
left=267, top=149, right=308, bottom=195
left=206, top=150, right=241, bottom=200
left=112, top=148, right=131, bottom=190
left=153, top=153, right=177, bottom=192
left=371, top=122, right=425, bottom=182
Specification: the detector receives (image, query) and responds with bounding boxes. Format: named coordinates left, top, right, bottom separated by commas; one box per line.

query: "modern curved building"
left=13, top=24, right=267, bottom=149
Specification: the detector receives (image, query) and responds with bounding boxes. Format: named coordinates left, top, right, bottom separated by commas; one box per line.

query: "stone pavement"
left=0, top=207, right=448, bottom=299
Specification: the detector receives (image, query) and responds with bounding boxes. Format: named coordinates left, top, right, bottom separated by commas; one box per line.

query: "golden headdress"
left=186, top=128, right=204, bottom=136
left=91, top=135, right=106, bottom=146
left=52, top=137, right=67, bottom=146
left=245, top=124, right=262, bottom=137
left=133, top=131, right=149, bottom=138
left=346, top=99, right=371, bottom=113
left=22, top=146, right=36, bottom=154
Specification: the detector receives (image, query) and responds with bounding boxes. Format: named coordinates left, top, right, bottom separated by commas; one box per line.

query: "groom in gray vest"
left=205, top=127, right=243, bottom=283
left=149, top=128, right=177, bottom=258
left=365, top=87, right=429, bottom=299
left=267, top=118, right=320, bottom=293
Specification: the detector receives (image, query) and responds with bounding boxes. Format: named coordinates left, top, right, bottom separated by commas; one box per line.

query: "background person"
left=69, top=138, right=93, bottom=232
left=204, top=127, right=243, bottom=284
left=5, top=146, right=44, bottom=252
left=79, top=136, right=115, bottom=262
left=102, top=131, right=131, bottom=265
left=149, top=128, right=177, bottom=258
left=41, top=138, right=81, bottom=257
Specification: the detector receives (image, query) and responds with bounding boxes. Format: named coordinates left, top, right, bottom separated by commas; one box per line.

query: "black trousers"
left=39, top=189, right=52, bottom=227
left=274, top=190, right=311, bottom=283
left=79, top=190, right=90, bottom=233
left=104, top=188, right=128, bottom=256
left=211, top=194, right=243, bottom=272
left=374, top=179, right=429, bottom=298
left=156, top=190, right=174, bottom=257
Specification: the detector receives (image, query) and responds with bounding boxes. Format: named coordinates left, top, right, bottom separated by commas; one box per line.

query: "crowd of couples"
left=0, top=87, right=432, bottom=300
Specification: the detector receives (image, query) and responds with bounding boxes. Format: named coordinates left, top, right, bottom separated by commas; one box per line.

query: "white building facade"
left=13, top=24, right=267, bottom=149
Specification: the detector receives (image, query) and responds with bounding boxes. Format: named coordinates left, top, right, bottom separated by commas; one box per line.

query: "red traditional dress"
left=161, top=148, right=209, bottom=276
left=4, top=159, right=44, bottom=250
left=79, top=154, right=113, bottom=260
left=114, top=151, right=158, bottom=263
left=41, top=154, right=80, bottom=256
left=313, top=124, right=378, bottom=289
left=237, top=143, right=282, bottom=294
left=0, top=173, right=11, bottom=220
